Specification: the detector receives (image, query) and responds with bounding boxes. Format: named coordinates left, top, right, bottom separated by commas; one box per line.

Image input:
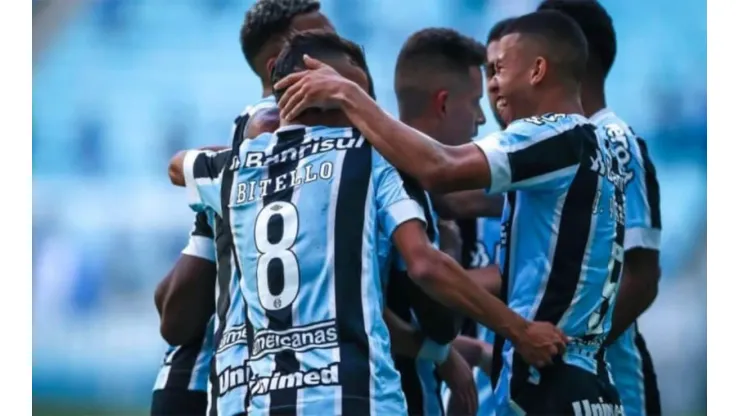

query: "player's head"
left=272, top=31, right=374, bottom=125
left=537, top=0, right=617, bottom=81
left=488, top=10, right=588, bottom=125
left=240, top=0, right=335, bottom=87
left=394, top=28, right=487, bottom=146
left=485, top=18, right=516, bottom=129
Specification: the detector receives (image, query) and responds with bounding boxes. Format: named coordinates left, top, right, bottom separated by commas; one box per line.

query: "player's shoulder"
left=239, top=95, right=278, bottom=118
left=590, top=108, right=641, bottom=140
left=484, top=113, right=592, bottom=146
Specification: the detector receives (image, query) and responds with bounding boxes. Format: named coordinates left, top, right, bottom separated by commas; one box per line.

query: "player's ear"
left=433, top=90, right=449, bottom=118
left=265, top=57, right=277, bottom=79
left=530, top=56, right=547, bottom=86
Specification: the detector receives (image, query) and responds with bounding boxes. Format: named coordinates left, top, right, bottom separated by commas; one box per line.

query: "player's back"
left=228, top=125, right=415, bottom=416
left=591, top=108, right=662, bottom=416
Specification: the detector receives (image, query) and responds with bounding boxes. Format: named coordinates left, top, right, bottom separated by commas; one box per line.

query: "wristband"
left=418, top=338, right=452, bottom=364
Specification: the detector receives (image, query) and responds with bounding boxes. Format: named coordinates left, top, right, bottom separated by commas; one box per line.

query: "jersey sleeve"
left=473, top=115, right=585, bottom=194
left=180, top=212, right=216, bottom=262
left=183, top=149, right=231, bottom=216
left=623, top=135, right=662, bottom=251
left=373, top=152, right=428, bottom=239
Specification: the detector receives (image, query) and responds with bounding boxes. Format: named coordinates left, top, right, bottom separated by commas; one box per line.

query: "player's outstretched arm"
left=432, top=191, right=504, bottom=220
left=275, top=56, right=491, bottom=193
left=467, top=266, right=502, bottom=297
left=392, top=219, right=567, bottom=367
left=605, top=248, right=660, bottom=345
left=168, top=146, right=228, bottom=187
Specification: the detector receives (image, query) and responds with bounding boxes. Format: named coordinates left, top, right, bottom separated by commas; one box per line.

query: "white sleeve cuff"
left=473, top=136, right=511, bottom=195
left=384, top=199, right=427, bottom=235
left=183, top=150, right=203, bottom=208
left=624, top=227, right=661, bottom=251
left=181, top=235, right=216, bottom=262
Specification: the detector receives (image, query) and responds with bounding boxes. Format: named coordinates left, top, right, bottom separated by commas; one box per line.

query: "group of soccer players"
left=151, top=1, right=663, bottom=415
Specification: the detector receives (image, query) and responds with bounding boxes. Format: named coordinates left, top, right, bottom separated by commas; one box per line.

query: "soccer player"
left=390, top=27, right=492, bottom=416
left=537, top=1, right=663, bottom=415
left=152, top=1, right=334, bottom=414
left=274, top=11, right=626, bottom=415
left=170, top=31, right=567, bottom=415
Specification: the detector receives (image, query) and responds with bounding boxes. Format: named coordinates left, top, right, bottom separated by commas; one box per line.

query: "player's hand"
left=512, top=321, right=568, bottom=368
left=274, top=55, right=355, bottom=121
left=438, top=219, right=463, bottom=262
left=437, top=348, right=478, bottom=416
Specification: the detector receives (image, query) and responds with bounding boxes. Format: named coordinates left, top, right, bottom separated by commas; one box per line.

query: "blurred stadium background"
left=32, top=0, right=706, bottom=415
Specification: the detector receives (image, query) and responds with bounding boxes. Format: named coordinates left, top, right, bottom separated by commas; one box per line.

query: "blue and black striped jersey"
left=473, top=114, right=626, bottom=416
left=592, top=108, right=662, bottom=416
left=183, top=125, right=430, bottom=416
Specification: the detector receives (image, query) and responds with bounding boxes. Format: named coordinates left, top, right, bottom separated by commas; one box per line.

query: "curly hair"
left=239, top=0, right=321, bottom=74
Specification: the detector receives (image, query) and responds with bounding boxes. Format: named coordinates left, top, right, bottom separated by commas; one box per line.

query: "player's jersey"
left=591, top=108, right=662, bottom=416
left=441, top=216, right=502, bottom=416
left=473, top=114, right=626, bottom=416
left=153, top=212, right=217, bottom=393
left=184, top=125, right=428, bottom=416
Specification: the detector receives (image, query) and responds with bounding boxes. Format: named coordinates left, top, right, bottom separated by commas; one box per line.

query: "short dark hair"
left=501, top=10, right=588, bottom=83
left=487, top=18, right=517, bottom=44
left=271, top=31, right=374, bottom=103
left=537, top=0, right=617, bottom=77
left=239, top=0, right=321, bottom=75
left=395, top=28, right=485, bottom=117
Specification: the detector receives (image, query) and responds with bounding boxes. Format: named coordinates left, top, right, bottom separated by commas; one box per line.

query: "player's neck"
left=261, top=84, right=273, bottom=99
left=532, top=88, right=584, bottom=118
left=399, top=115, right=438, bottom=141
left=281, top=110, right=354, bottom=129
left=580, top=81, right=607, bottom=118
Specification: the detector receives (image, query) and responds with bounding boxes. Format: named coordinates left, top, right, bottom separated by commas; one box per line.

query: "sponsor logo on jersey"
left=237, top=135, right=365, bottom=168
left=218, top=361, right=340, bottom=396
left=571, top=397, right=624, bottom=416
left=217, top=320, right=338, bottom=359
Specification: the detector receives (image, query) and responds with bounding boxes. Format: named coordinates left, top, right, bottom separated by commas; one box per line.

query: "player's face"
left=485, top=40, right=507, bottom=129
left=289, top=11, right=336, bottom=34
left=487, top=33, right=535, bottom=126
left=441, top=66, right=486, bottom=145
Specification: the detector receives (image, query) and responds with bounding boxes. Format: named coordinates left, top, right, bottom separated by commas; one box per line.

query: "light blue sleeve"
left=183, top=149, right=231, bottom=217
left=473, top=114, right=588, bottom=194
left=372, top=152, right=427, bottom=240
left=603, top=122, right=661, bottom=250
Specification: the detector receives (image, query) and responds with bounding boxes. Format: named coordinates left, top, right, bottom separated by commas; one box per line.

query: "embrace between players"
left=153, top=1, right=663, bottom=415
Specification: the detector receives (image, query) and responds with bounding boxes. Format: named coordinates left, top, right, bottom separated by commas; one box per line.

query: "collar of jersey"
left=589, top=107, right=615, bottom=124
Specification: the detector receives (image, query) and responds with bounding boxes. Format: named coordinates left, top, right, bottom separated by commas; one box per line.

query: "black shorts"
left=151, top=389, right=208, bottom=416
left=510, top=361, right=622, bottom=416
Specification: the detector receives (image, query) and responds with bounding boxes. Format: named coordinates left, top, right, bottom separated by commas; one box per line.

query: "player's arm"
left=451, top=335, right=493, bottom=374
left=432, top=191, right=504, bottom=219
left=467, top=265, right=502, bottom=297
left=168, top=147, right=232, bottom=216
left=156, top=213, right=216, bottom=346
left=168, top=145, right=229, bottom=187
left=374, top=152, right=566, bottom=366
left=275, top=57, right=490, bottom=193
left=605, top=138, right=662, bottom=345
